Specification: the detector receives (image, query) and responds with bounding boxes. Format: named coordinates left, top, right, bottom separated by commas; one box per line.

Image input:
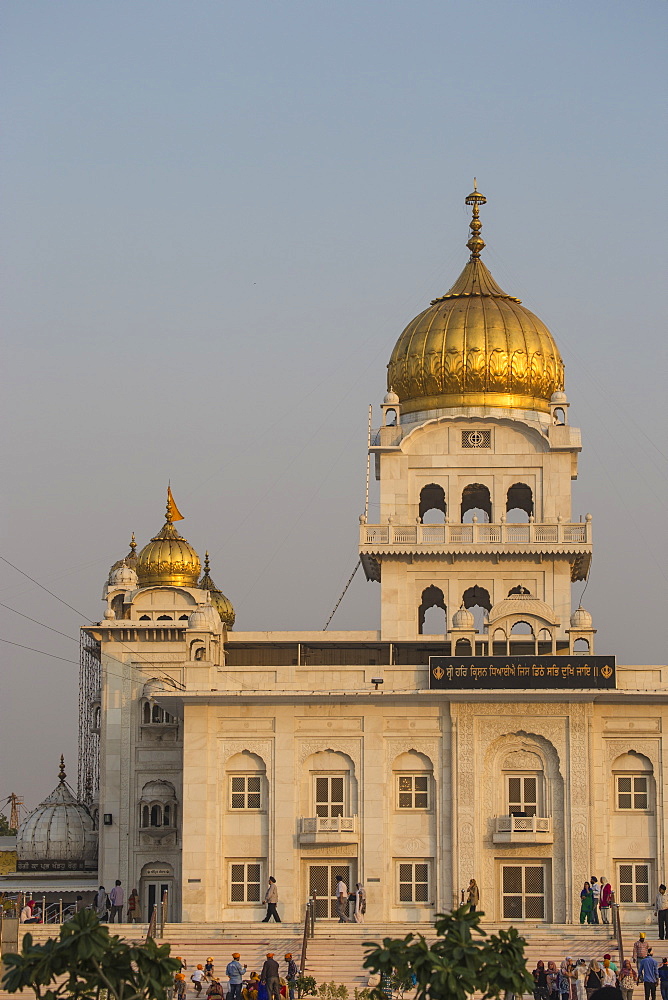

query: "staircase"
left=2, top=919, right=663, bottom=999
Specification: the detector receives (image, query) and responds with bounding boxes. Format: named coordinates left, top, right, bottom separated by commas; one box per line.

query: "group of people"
left=174, top=952, right=300, bottom=1000
left=259, top=875, right=366, bottom=924
left=579, top=877, right=614, bottom=924
left=93, top=881, right=141, bottom=922
left=532, top=937, right=668, bottom=1000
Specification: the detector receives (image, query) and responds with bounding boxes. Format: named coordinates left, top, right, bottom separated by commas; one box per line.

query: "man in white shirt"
left=590, top=876, right=600, bottom=924
left=335, top=874, right=350, bottom=923
left=109, top=880, right=124, bottom=923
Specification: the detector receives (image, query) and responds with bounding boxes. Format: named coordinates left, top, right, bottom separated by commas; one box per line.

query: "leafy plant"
left=317, top=983, right=348, bottom=1000
left=2, top=907, right=181, bottom=1000
left=353, top=990, right=373, bottom=1000
left=363, top=904, right=533, bottom=1000
left=296, top=976, right=318, bottom=999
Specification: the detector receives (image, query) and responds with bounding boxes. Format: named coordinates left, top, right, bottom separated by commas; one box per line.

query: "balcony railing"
left=299, top=816, right=358, bottom=845
left=361, top=518, right=591, bottom=548
left=493, top=814, right=553, bottom=844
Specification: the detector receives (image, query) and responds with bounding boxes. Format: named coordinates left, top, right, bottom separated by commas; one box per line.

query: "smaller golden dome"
left=199, top=552, right=235, bottom=628
left=136, top=493, right=201, bottom=588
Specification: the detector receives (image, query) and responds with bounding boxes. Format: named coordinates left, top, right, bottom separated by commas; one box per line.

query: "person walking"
left=262, top=877, right=281, bottom=923
left=467, top=879, right=480, bottom=911
left=109, top=880, right=124, bottom=923
left=586, top=961, right=603, bottom=1000
left=260, top=953, right=281, bottom=1000
left=619, top=961, right=638, bottom=1000
left=601, top=960, right=617, bottom=988
left=639, top=951, right=660, bottom=1000
left=192, top=966, right=205, bottom=996
left=175, top=974, right=187, bottom=1000
left=354, top=883, right=366, bottom=923
left=335, top=873, right=350, bottom=923
left=226, top=953, right=247, bottom=1000
left=284, top=954, right=298, bottom=1000
left=590, top=877, right=601, bottom=924
left=600, top=879, right=613, bottom=924
left=655, top=886, right=668, bottom=940
left=580, top=882, right=594, bottom=924
left=126, top=888, right=140, bottom=922
left=634, top=935, right=650, bottom=966
left=657, top=959, right=668, bottom=1000
left=95, top=885, right=109, bottom=921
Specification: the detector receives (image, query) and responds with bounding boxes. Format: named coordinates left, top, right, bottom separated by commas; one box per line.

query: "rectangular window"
left=617, top=775, right=648, bottom=810
left=618, top=863, right=650, bottom=903
left=315, top=775, right=345, bottom=818
left=229, top=862, right=262, bottom=903
left=507, top=775, right=538, bottom=816
left=397, top=774, right=430, bottom=809
left=230, top=775, right=262, bottom=810
left=397, top=862, right=431, bottom=904
left=501, top=864, right=545, bottom=920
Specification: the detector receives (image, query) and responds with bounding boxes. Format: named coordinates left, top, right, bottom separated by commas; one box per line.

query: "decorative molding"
left=502, top=750, right=543, bottom=769
left=299, top=844, right=357, bottom=857
left=604, top=739, right=660, bottom=770
left=219, top=739, right=274, bottom=784
left=219, top=718, right=275, bottom=733
left=603, top=718, right=661, bottom=734
left=296, top=718, right=363, bottom=734
left=395, top=837, right=428, bottom=856
left=298, top=740, right=362, bottom=772
left=384, top=738, right=441, bottom=774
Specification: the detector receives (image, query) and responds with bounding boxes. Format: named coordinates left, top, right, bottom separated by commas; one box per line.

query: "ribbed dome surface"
left=17, top=762, right=97, bottom=868
left=136, top=520, right=201, bottom=588
left=388, top=258, right=564, bottom=414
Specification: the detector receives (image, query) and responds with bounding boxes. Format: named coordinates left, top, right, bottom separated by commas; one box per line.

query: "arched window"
left=92, top=704, right=101, bottom=731
left=418, top=586, right=446, bottom=635
left=111, top=594, right=125, bottom=620
left=179, top=614, right=189, bottom=621
left=385, top=408, right=397, bottom=426
left=502, top=749, right=545, bottom=817
left=538, top=628, right=553, bottom=655
left=139, top=780, right=178, bottom=832
left=573, top=637, right=590, bottom=653
left=419, top=484, right=446, bottom=524
left=227, top=751, right=266, bottom=811
left=150, top=804, right=162, bottom=827
left=139, top=614, right=150, bottom=621
left=152, top=704, right=163, bottom=723
left=506, top=483, right=533, bottom=523
left=553, top=408, right=565, bottom=425
left=157, top=615, right=173, bottom=621
left=142, top=805, right=149, bottom=828
left=143, top=702, right=151, bottom=724
left=393, top=751, right=433, bottom=810
left=461, top=483, right=491, bottom=523
left=492, top=628, right=506, bottom=655
left=508, top=585, right=531, bottom=596
left=613, top=753, right=653, bottom=812
left=462, top=585, right=491, bottom=633
left=455, top=637, right=472, bottom=654
left=509, top=620, right=535, bottom=655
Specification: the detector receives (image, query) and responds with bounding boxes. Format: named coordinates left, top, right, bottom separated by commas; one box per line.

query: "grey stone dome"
left=17, top=758, right=97, bottom=869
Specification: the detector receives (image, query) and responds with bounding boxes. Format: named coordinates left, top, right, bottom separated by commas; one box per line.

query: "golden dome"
left=199, top=552, right=235, bottom=628
left=136, top=492, right=201, bottom=588
left=387, top=183, right=564, bottom=414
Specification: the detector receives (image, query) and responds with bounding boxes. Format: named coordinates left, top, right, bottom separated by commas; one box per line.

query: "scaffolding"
left=78, top=631, right=101, bottom=805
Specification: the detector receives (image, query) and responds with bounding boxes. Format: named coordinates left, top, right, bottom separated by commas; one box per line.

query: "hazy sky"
left=2, top=1, right=666, bottom=810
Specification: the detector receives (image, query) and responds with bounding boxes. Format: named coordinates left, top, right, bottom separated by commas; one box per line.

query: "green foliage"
left=317, top=983, right=349, bottom=1000
left=363, top=904, right=533, bottom=1000
left=1, top=907, right=181, bottom=1000
left=353, top=990, right=373, bottom=1000
left=296, top=976, right=318, bottom=999
left=0, top=812, right=17, bottom=835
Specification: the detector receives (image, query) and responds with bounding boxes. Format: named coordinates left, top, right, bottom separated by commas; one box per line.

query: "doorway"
left=307, top=862, right=355, bottom=919
left=501, top=863, right=547, bottom=920
left=140, top=861, right=174, bottom=922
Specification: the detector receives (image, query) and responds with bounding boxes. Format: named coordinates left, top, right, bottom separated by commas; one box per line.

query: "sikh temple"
left=51, top=185, right=665, bottom=926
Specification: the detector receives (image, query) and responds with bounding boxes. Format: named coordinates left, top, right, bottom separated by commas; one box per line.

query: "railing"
left=495, top=815, right=551, bottom=834
left=300, top=893, right=316, bottom=976
left=300, top=816, right=357, bottom=834
left=612, top=893, right=623, bottom=964
left=361, top=518, right=591, bottom=547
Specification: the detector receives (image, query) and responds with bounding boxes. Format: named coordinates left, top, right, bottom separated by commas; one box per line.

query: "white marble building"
left=83, top=186, right=666, bottom=925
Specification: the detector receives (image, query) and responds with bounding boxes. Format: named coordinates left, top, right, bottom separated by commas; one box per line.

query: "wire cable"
left=0, top=636, right=79, bottom=665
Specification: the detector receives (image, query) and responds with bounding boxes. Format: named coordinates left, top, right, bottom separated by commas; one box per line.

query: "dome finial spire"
left=465, top=179, right=487, bottom=260
left=58, top=755, right=66, bottom=784
left=166, top=484, right=184, bottom=524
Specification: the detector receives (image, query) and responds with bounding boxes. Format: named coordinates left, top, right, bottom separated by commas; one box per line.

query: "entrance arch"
left=140, top=861, right=174, bottom=922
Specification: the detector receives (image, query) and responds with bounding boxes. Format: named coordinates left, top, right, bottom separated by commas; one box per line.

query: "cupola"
left=136, top=489, right=201, bottom=588
left=16, top=757, right=97, bottom=870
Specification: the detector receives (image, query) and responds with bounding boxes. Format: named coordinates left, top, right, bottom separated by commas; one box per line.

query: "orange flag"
left=167, top=485, right=184, bottom=522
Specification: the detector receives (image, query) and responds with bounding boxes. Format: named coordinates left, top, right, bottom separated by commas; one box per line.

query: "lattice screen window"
left=229, top=862, right=262, bottom=902
left=230, top=775, right=262, bottom=809
left=507, top=775, right=539, bottom=816
left=618, top=863, right=650, bottom=903
left=398, top=862, right=431, bottom=903
left=315, top=775, right=345, bottom=817
left=502, top=864, right=545, bottom=919
left=617, top=775, right=649, bottom=810
left=397, top=775, right=430, bottom=809
left=462, top=430, right=491, bottom=449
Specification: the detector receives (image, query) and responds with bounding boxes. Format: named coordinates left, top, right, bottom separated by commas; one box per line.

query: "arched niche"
left=226, top=751, right=266, bottom=812
left=461, top=483, right=491, bottom=523
left=302, top=749, right=358, bottom=818
left=419, top=484, right=446, bottom=524
left=419, top=585, right=446, bottom=635
left=393, top=751, right=434, bottom=811
left=506, top=483, right=533, bottom=523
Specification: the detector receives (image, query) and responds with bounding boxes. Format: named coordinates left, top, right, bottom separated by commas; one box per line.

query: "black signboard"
left=429, top=655, right=616, bottom=690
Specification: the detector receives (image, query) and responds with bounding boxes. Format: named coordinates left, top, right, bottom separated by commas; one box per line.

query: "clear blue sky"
left=1, top=0, right=666, bottom=807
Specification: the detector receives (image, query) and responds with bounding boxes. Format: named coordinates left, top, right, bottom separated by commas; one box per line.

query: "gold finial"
left=58, top=755, right=66, bottom=784
left=204, top=551, right=211, bottom=575
left=465, top=179, right=487, bottom=260
left=129, top=532, right=136, bottom=554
